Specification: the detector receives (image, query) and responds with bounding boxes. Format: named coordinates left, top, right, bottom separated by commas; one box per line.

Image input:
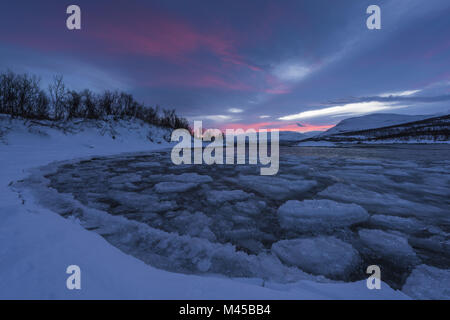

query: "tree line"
left=0, top=71, right=190, bottom=131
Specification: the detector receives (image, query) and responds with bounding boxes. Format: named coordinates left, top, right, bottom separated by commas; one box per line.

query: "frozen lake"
left=39, top=144, right=450, bottom=289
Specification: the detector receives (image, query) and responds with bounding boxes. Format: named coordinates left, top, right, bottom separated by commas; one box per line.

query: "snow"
left=271, top=237, right=360, bottom=278
left=0, top=117, right=409, bottom=299
left=278, top=131, right=307, bottom=143
left=358, top=229, right=419, bottom=266
left=402, top=265, right=450, bottom=299
left=277, top=200, right=369, bottom=232
left=319, top=113, right=431, bottom=137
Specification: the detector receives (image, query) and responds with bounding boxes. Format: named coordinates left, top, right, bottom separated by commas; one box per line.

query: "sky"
left=0, top=0, right=449, bottom=132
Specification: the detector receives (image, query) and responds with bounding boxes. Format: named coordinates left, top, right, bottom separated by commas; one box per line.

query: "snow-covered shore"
left=0, top=118, right=409, bottom=299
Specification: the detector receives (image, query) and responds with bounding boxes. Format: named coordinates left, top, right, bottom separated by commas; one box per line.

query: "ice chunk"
left=271, top=236, right=360, bottom=278
left=319, top=183, right=443, bottom=217
left=233, top=200, right=266, bottom=216
left=277, top=199, right=369, bottom=232
left=170, top=211, right=216, bottom=241
left=408, top=236, right=449, bottom=255
left=107, top=191, right=158, bottom=209
left=402, top=265, right=450, bottom=299
left=206, top=190, right=253, bottom=205
left=358, top=229, right=419, bottom=265
left=236, top=175, right=317, bottom=200
left=154, top=182, right=198, bottom=193
left=370, top=215, right=425, bottom=234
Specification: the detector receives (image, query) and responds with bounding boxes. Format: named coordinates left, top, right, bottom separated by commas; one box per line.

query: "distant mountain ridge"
left=303, top=113, right=450, bottom=144
left=319, top=113, right=431, bottom=137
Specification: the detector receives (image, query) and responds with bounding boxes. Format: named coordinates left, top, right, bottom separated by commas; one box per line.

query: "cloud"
left=203, top=115, right=232, bottom=121
left=379, top=89, right=421, bottom=97
left=278, top=101, right=405, bottom=121
left=272, top=63, right=311, bottom=82
left=327, top=94, right=450, bottom=105
left=259, top=115, right=270, bottom=118
left=228, top=108, right=244, bottom=113
left=192, top=114, right=242, bottom=122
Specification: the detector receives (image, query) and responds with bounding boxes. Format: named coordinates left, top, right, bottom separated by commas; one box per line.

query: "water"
left=41, top=144, right=450, bottom=288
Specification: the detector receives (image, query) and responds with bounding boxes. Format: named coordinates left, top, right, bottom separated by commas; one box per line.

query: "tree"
left=48, top=75, right=67, bottom=120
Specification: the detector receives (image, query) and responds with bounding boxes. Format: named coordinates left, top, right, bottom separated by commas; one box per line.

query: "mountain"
left=277, top=130, right=324, bottom=145
left=319, top=113, right=431, bottom=137
left=278, top=131, right=306, bottom=142
left=303, top=113, right=449, bottom=144
left=300, top=131, right=323, bottom=139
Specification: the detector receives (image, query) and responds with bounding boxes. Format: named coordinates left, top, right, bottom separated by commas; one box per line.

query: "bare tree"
left=48, top=75, right=67, bottom=120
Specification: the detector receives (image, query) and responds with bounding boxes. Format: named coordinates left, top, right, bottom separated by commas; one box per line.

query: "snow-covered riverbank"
left=0, top=118, right=411, bottom=299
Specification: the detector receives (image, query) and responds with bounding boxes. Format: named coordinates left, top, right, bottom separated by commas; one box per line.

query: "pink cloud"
left=90, top=10, right=261, bottom=73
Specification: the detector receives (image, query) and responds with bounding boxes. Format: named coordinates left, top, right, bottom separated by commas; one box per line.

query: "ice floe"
left=358, top=229, right=419, bottom=266
left=402, top=264, right=450, bottom=299
left=277, top=199, right=369, bottom=232
left=271, top=236, right=360, bottom=278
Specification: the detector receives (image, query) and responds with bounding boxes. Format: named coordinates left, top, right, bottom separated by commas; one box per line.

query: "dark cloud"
left=0, top=0, right=449, bottom=129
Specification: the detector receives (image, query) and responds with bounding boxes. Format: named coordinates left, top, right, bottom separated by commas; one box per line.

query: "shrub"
left=0, top=70, right=190, bottom=131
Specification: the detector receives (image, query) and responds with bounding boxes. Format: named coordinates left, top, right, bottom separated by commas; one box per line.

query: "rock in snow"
left=358, top=229, right=419, bottom=265
left=277, top=199, right=369, bottom=232
left=271, top=236, right=360, bottom=278
left=402, top=264, right=450, bottom=299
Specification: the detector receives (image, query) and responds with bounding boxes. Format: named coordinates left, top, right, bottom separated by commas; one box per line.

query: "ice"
left=358, top=229, right=419, bottom=265
left=106, top=191, right=159, bottom=209
left=5, top=115, right=448, bottom=298
left=154, top=181, right=199, bottom=193
left=288, top=164, right=310, bottom=173
left=402, top=265, right=450, bottom=299
left=206, top=190, right=253, bottom=205
left=170, top=211, right=216, bottom=241
left=271, top=236, right=360, bottom=278
left=0, top=117, right=416, bottom=299
left=319, top=183, right=443, bottom=217
left=277, top=199, right=369, bottom=232
left=151, top=173, right=213, bottom=183
left=128, top=161, right=161, bottom=168
left=408, top=236, right=449, bottom=256
left=370, top=215, right=425, bottom=234
left=235, top=175, right=317, bottom=200
left=108, top=173, right=141, bottom=184
left=232, top=200, right=266, bottom=216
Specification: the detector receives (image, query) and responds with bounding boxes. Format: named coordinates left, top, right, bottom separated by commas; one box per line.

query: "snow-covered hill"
left=277, top=131, right=322, bottom=145
left=320, top=113, right=431, bottom=137
left=302, top=113, right=450, bottom=145
left=0, top=116, right=409, bottom=299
